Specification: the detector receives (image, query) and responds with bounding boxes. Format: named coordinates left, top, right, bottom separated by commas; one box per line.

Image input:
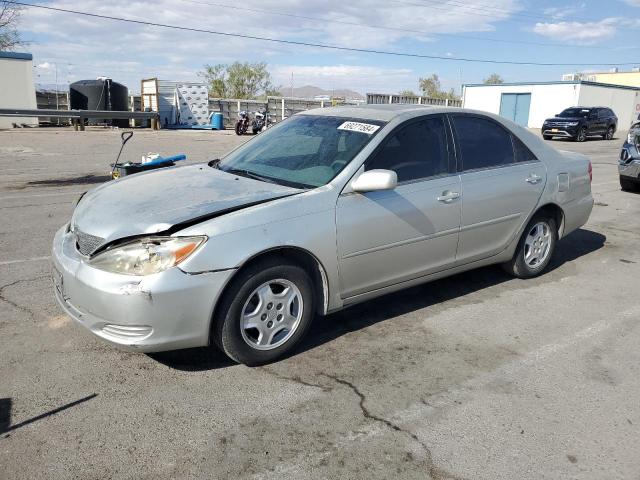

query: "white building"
left=462, top=81, right=640, bottom=129
left=0, top=52, right=38, bottom=129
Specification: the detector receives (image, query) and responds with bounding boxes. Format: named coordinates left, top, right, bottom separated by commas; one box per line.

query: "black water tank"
left=69, top=78, right=129, bottom=127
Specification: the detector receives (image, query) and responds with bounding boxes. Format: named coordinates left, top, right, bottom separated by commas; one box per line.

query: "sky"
left=15, top=0, right=640, bottom=95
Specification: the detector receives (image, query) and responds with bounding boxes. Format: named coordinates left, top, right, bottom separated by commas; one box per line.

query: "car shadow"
left=151, top=228, right=605, bottom=371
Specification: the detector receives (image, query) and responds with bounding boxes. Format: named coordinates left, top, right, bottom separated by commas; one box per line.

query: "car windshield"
left=217, top=115, right=386, bottom=188
left=559, top=108, right=591, bottom=117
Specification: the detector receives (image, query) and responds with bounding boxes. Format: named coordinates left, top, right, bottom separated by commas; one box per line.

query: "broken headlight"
left=89, top=236, right=207, bottom=275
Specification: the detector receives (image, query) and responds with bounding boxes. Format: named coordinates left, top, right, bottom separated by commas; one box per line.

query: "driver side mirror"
left=351, top=169, right=398, bottom=193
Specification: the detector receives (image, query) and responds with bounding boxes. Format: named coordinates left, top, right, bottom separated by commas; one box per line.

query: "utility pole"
left=290, top=72, right=293, bottom=97
left=54, top=63, right=60, bottom=126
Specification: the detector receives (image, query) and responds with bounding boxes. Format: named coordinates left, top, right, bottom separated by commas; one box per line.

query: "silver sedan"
left=52, top=105, right=594, bottom=365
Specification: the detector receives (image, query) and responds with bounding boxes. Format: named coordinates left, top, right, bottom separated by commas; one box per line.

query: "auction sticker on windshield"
left=338, top=121, right=380, bottom=134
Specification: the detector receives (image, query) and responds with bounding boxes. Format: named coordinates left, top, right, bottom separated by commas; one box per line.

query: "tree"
left=0, top=1, right=23, bottom=51
left=399, top=89, right=417, bottom=96
left=198, top=62, right=279, bottom=99
left=418, top=74, right=460, bottom=101
left=484, top=73, right=504, bottom=85
left=418, top=74, right=441, bottom=98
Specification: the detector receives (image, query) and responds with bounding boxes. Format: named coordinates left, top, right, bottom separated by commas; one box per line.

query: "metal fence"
left=366, top=93, right=462, bottom=108
left=35, top=90, right=70, bottom=125
left=33, top=89, right=363, bottom=129
left=208, top=96, right=337, bottom=127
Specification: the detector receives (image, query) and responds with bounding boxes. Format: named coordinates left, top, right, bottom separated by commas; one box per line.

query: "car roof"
left=564, top=106, right=611, bottom=110
left=297, top=103, right=462, bottom=122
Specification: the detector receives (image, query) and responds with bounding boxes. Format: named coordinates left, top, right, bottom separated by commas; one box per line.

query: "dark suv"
left=542, top=107, right=617, bottom=142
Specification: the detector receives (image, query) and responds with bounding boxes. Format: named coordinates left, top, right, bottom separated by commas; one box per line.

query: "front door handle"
left=526, top=174, right=542, bottom=184
left=437, top=191, right=461, bottom=203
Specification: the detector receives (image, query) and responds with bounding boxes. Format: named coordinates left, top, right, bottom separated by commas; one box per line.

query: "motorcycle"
left=235, top=110, right=250, bottom=135
left=251, top=110, right=273, bottom=134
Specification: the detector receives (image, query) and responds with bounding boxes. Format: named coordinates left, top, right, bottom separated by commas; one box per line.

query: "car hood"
left=71, top=164, right=301, bottom=243
left=545, top=116, right=584, bottom=122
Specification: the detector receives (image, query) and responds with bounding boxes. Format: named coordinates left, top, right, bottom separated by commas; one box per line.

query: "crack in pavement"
left=0, top=275, right=49, bottom=320
left=258, top=367, right=333, bottom=392
left=323, top=374, right=465, bottom=480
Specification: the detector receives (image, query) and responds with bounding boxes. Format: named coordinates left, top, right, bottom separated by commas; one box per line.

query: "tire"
left=213, top=258, right=315, bottom=366
left=234, top=122, right=243, bottom=136
left=575, top=127, right=587, bottom=142
left=620, top=176, right=640, bottom=192
left=252, top=128, right=259, bottom=135
left=543, top=135, right=552, bottom=141
left=502, top=214, right=557, bottom=279
left=604, top=126, right=615, bottom=140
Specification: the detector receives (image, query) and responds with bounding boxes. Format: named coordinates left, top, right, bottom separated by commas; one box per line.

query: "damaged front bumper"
left=51, top=225, right=234, bottom=352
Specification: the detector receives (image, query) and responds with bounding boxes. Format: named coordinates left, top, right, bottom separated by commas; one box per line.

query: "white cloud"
left=543, top=3, right=586, bottom=20
left=622, top=0, right=640, bottom=5
left=19, top=0, right=521, bottom=92
left=533, top=18, right=619, bottom=44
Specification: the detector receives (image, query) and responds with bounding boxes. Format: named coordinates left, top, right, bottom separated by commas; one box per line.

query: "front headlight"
left=567, top=122, right=579, bottom=126
left=89, top=236, right=207, bottom=275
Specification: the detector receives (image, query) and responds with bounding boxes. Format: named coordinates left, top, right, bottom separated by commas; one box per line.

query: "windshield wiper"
left=222, top=167, right=280, bottom=184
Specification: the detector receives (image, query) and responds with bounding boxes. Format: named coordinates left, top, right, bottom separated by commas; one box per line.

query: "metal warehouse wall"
left=578, top=84, right=640, bottom=127
left=462, top=83, right=580, bottom=128
left=0, top=53, right=38, bottom=129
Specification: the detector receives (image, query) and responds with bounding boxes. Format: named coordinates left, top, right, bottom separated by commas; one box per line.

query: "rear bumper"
left=51, top=225, right=234, bottom=352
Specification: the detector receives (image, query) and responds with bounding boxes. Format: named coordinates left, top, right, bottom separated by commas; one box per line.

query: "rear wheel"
left=502, top=214, right=557, bottom=279
left=213, top=258, right=315, bottom=366
left=620, top=176, right=640, bottom=192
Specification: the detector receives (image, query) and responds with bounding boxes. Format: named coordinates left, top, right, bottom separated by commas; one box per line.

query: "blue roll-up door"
left=499, top=93, right=531, bottom=127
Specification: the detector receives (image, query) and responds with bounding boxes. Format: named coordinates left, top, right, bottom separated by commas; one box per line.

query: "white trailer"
left=0, top=52, right=38, bottom=129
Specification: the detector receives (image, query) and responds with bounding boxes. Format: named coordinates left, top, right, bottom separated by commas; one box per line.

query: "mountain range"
left=278, top=85, right=365, bottom=100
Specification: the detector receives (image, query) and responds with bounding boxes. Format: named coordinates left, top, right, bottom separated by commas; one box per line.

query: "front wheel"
left=213, top=258, right=315, bottom=366
left=234, top=122, right=244, bottom=135
left=575, top=127, right=587, bottom=142
left=502, top=215, right=557, bottom=279
left=604, top=126, right=615, bottom=140
left=543, top=134, right=552, bottom=141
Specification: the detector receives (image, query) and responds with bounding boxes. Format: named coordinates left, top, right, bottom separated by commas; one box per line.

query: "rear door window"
left=451, top=115, right=515, bottom=171
left=512, top=136, right=538, bottom=163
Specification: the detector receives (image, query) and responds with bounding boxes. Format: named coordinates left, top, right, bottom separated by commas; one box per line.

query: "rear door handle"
left=437, top=191, right=460, bottom=203
left=526, top=174, right=542, bottom=184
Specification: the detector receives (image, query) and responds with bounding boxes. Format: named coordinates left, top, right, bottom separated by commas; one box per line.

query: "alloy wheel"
left=577, top=128, right=587, bottom=142
left=524, top=222, right=552, bottom=269
left=240, top=279, right=304, bottom=350
left=606, top=128, right=614, bottom=140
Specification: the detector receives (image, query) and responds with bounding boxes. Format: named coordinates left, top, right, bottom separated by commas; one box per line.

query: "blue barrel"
left=211, top=112, right=224, bottom=130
